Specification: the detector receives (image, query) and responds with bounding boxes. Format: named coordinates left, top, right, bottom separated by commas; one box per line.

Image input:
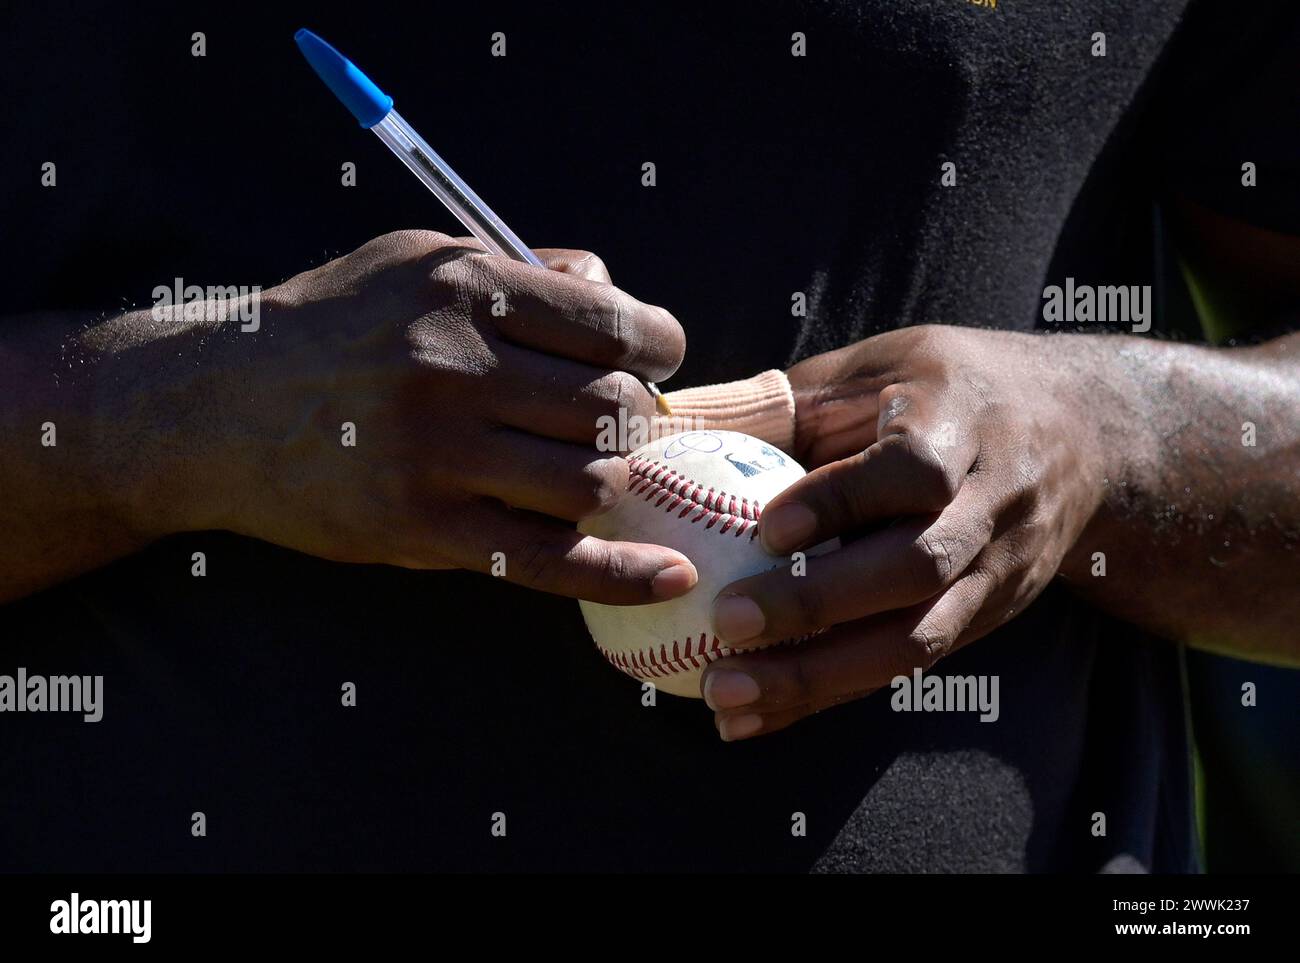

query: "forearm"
left=1057, top=330, right=1300, bottom=663
left=0, top=308, right=205, bottom=602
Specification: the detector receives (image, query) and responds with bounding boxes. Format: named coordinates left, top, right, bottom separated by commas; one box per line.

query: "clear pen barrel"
left=372, top=110, right=543, bottom=266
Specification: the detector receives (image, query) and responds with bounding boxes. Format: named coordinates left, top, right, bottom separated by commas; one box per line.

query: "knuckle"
left=902, top=432, right=961, bottom=505
left=877, top=383, right=912, bottom=425
left=575, top=457, right=628, bottom=517
left=389, top=230, right=458, bottom=270
left=602, top=546, right=633, bottom=586
left=573, top=251, right=608, bottom=280
left=587, top=286, right=626, bottom=338
left=592, top=371, right=653, bottom=430
left=914, top=528, right=958, bottom=588
left=819, top=467, right=867, bottom=530
left=424, top=245, right=478, bottom=293
left=387, top=228, right=452, bottom=250
left=908, top=323, right=948, bottom=355
left=346, top=230, right=455, bottom=279
left=512, top=536, right=557, bottom=587
left=905, top=623, right=953, bottom=670
left=603, top=370, right=644, bottom=415
left=578, top=538, right=628, bottom=589
left=586, top=289, right=645, bottom=368
left=788, top=582, right=831, bottom=634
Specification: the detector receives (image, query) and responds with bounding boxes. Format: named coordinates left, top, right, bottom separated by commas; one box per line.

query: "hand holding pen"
left=295, top=29, right=672, bottom=414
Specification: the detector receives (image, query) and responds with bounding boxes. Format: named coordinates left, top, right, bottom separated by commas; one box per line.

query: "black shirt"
left=2, top=0, right=1293, bottom=871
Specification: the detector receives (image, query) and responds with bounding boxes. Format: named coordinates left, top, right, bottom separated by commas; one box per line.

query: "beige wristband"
left=651, top=369, right=796, bottom=452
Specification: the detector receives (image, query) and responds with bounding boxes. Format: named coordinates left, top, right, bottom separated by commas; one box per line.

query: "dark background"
left=0, top=0, right=1295, bottom=872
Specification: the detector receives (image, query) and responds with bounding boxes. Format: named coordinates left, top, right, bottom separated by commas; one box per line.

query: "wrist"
left=1044, top=334, right=1156, bottom=579
left=77, top=307, right=234, bottom=541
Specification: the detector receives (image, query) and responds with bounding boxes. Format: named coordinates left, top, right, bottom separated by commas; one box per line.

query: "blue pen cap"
left=295, top=28, right=394, bottom=128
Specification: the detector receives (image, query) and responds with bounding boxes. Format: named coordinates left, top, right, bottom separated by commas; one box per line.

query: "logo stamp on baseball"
left=578, top=430, right=836, bottom=698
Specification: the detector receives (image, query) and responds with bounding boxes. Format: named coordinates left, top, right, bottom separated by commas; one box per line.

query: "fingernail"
left=761, top=503, right=818, bottom=553
left=652, top=562, right=697, bottom=600
left=718, top=713, right=763, bottom=742
left=712, top=595, right=766, bottom=643
left=703, top=669, right=761, bottom=710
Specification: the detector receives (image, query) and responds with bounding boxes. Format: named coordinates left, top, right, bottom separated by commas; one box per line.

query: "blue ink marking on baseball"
left=725, top=444, right=787, bottom=477
left=664, top=431, right=724, bottom=459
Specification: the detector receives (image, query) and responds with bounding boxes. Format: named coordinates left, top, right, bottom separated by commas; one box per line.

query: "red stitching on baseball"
left=626, top=458, right=761, bottom=540
left=595, top=633, right=737, bottom=680
left=595, top=632, right=818, bottom=684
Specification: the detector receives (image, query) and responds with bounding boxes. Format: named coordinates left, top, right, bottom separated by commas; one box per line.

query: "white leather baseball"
left=578, top=430, right=830, bottom=698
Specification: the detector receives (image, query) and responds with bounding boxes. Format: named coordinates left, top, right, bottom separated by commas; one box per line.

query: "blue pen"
left=294, top=29, right=671, bottom=413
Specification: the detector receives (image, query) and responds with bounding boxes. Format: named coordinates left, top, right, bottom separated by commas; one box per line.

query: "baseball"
left=578, top=430, right=829, bottom=698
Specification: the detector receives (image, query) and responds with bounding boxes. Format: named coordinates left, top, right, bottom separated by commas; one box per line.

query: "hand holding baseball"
left=702, top=325, right=1105, bottom=738
left=579, top=430, right=831, bottom=697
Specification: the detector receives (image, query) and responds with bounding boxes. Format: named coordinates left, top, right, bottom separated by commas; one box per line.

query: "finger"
left=758, top=389, right=981, bottom=554
left=459, top=428, right=631, bottom=521
left=446, top=240, right=612, bottom=285
left=702, top=567, right=996, bottom=725
left=442, top=254, right=684, bottom=381
left=451, top=242, right=612, bottom=284
left=724, top=570, right=1005, bottom=739
left=534, top=248, right=613, bottom=284
left=802, top=396, right=883, bottom=469
left=787, top=342, right=890, bottom=466
left=486, top=342, right=656, bottom=445
left=713, top=685, right=878, bottom=742
left=712, top=491, right=994, bottom=646
left=442, top=498, right=698, bottom=604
